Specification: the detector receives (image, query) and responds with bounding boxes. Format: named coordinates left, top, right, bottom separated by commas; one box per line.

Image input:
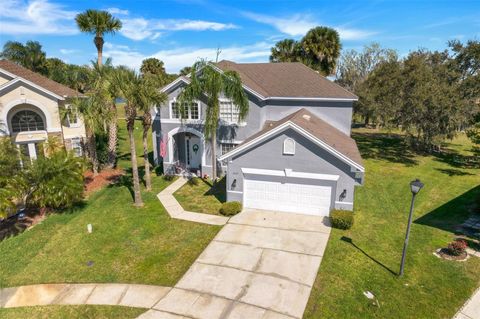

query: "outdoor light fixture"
left=399, top=178, right=424, bottom=277
left=231, top=179, right=237, bottom=189
left=340, top=189, right=347, bottom=201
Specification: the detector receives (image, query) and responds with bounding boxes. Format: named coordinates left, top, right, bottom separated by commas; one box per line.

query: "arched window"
left=283, top=138, right=295, bottom=155
left=11, top=110, right=45, bottom=133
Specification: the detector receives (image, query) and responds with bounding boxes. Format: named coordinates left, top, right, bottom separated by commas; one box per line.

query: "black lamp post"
left=399, top=178, right=424, bottom=277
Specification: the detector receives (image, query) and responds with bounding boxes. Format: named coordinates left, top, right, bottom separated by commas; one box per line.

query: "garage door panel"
left=244, top=179, right=332, bottom=216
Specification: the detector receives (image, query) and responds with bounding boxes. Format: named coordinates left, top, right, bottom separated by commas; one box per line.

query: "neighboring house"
left=0, top=60, right=85, bottom=160
left=152, top=60, right=364, bottom=215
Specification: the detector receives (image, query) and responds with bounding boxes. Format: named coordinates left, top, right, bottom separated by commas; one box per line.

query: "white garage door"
left=243, top=179, right=332, bottom=216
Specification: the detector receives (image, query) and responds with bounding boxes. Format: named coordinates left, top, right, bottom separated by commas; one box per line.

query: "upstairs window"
left=220, top=143, right=237, bottom=155
left=11, top=110, right=45, bottom=133
left=283, top=138, right=295, bottom=155
left=219, top=100, right=241, bottom=124
left=171, top=101, right=200, bottom=120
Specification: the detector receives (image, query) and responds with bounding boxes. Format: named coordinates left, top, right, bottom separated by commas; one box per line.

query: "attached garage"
left=244, top=179, right=332, bottom=216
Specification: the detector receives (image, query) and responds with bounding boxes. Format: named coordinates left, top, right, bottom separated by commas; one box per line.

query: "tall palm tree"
left=179, top=60, right=249, bottom=181
left=75, top=10, right=122, bottom=66
left=91, top=59, right=119, bottom=168
left=137, top=76, right=167, bottom=191
left=269, top=39, right=302, bottom=63
left=300, top=26, right=341, bottom=75
left=113, top=67, right=144, bottom=206
left=62, top=97, right=106, bottom=176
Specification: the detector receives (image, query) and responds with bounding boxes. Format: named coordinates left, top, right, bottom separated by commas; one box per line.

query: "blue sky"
left=0, top=0, right=479, bottom=72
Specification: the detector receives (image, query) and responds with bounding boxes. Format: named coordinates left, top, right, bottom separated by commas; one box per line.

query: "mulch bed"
left=436, top=248, right=469, bottom=261
left=84, top=168, right=124, bottom=196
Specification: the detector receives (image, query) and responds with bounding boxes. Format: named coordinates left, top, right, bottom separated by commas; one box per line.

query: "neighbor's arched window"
left=11, top=110, right=45, bottom=133
left=283, top=138, right=295, bottom=155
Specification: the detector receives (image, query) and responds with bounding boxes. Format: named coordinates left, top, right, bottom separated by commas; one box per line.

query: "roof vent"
left=302, top=114, right=311, bottom=121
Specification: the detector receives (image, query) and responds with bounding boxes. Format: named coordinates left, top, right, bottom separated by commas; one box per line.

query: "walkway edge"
left=157, top=177, right=229, bottom=226
left=0, top=283, right=171, bottom=309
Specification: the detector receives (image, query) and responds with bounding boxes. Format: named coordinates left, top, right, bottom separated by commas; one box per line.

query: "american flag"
left=160, top=134, right=168, bottom=158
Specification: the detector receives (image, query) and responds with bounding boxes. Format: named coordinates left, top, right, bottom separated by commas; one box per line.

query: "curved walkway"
left=454, top=287, right=480, bottom=319
left=157, top=177, right=229, bottom=226
left=0, top=283, right=170, bottom=309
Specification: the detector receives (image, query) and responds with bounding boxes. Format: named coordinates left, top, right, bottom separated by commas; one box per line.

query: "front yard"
left=174, top=177, right=226, bottom=215
left=304, top=131, right=480, bottom=318
left=0, top=121, right=220, bottom=288
left=0, top=305, right=144, bottom=319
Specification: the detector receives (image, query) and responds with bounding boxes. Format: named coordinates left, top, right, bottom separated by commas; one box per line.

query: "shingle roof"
left=229, top=108, right=363, bottom=168
left=0, top=59, right=79, bottom=98
left=216, top=60, right=357, bottom=100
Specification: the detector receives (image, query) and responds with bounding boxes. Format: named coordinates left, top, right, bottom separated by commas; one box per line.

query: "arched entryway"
left=167, top=127, right=205, bottom=173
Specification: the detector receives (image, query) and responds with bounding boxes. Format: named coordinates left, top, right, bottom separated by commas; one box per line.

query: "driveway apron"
left=142, top=208, right=331, bottom=319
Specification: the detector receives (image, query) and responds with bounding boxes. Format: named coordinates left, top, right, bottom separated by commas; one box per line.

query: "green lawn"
left=0, top=120, right=220, bottom=288
left=174, top=178, right=226, bottom=215
left=0, top=305, right=144, bottom=319
left=304, top=131, right=480, bottom=319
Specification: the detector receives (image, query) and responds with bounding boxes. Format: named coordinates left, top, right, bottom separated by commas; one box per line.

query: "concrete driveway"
left=141, top=208, right=331, bottom=319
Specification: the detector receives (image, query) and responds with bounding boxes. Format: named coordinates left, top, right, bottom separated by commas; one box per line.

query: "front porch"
left=164, top=127, right=205, bottom=175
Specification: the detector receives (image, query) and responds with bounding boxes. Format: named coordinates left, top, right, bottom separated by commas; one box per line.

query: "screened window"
left=171, top=101, right=199, bottom=119
left=71, top=138, right=83, bottom=157
left=283, top=138, right=295, bottom=155
left=221, top=143, right=237, bottom=155
left=219, top=100, right=240, bottom=123
left=66, top=105, right=79, bottom=126
left=11, top=110, right=45, bottom=133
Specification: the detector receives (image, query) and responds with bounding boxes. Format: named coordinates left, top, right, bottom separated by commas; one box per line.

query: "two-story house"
left=0, top=60, right=85, bottom=160
left=152, top=60, right=364, bottom=216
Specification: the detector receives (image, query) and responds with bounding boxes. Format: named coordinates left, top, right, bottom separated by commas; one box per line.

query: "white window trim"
left=283, top=138, right=295, bottom=155
left=168, top=98, right=201, bottom=121
left=219, top=98, right=247, bottom=126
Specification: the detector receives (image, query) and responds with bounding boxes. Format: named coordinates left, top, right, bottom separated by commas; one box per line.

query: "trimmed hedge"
left=330, top=210, right=354, bottom=230
left=219, top=201, right=242, bottom=216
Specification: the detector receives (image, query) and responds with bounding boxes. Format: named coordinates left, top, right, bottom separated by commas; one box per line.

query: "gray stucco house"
left=152, top=60, right=364, bottom=216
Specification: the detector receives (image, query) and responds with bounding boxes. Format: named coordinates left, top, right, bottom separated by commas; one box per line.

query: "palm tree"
left=0, top=40, right=48, bottom=74
left=179, top=60, right=249, bottom=181
left=113, top=67, right=144, bottom=206
left=137, top=76, right=166, bottom=191
left=75, top=10, right=122, bottom=66
left=62, top=97, right=105, bottom=176
left=269, top=39, right=302, bottom=63
left=91, top=59, right=119, bottom=168
left=300, top=26, right=341, bottom=75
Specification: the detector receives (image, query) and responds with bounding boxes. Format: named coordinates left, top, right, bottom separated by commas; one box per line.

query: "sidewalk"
left=157, top=177, right=229, bottom=226
left=454, top=287, right=480, bottom=319
left=0, top=283, right=170, bottom=309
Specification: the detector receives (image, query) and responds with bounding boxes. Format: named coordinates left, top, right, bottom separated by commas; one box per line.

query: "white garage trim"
left=241, top=167, right=339, bottom=181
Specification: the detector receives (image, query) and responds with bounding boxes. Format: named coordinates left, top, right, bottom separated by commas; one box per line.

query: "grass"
left=304, top=131, right=480, bottom=319
left=0, top=305, right=145, bottom=319
left=0, top=120, right=220, bottom=288
left=174, top=177, right=226, bottom=215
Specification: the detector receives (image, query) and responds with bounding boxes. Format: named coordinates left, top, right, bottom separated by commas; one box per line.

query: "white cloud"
left=103, top=42, right=271, bottom=72
left=242, top=11, right=376, bottom=40
left=120, top=18, right=237, bottom=41
left=0, top=0, right=78, bottom=35
left=59, top=48, right=78, bottom=55
left=106, top=7, right=129, bottom=15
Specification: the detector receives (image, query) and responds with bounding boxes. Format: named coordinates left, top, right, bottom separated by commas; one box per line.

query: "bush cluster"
left=447, top=239, right=468, bottom=256
left=330, top=210, right=354, bottom=230
left=162, top=175, right=175, bottom=181
left=219, top=201, right=242, bottom=216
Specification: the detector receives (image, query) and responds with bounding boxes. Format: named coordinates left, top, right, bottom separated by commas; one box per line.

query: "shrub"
left=447, top=239, right=468, bottom=256
left=162, top=175, right=175, bottom=181
left=188, top=177, right=200, bottom=186
left=219, top=201, right=242, bottom=216
left=330, top=210, right=354, bottom=230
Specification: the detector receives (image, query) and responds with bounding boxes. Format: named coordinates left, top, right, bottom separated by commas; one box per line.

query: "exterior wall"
left=0, top=80, right=86, bottom=153
left=152, top=81, right=355, bottom=179
left=225, top=129, right=362, bottom=211
left=263, top=100, right=354, bottom=135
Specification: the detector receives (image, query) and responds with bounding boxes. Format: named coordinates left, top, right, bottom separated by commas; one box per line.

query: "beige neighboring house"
left=0, top=59, right=86, bottom=160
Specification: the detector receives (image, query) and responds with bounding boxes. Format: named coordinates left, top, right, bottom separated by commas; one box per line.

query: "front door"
left=185, top=135, right=201, bottom=169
